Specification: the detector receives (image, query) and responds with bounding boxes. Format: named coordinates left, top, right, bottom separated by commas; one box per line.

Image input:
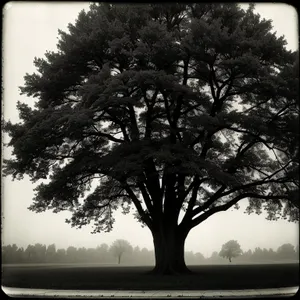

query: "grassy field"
left=2, top=263, right=299, bottom=290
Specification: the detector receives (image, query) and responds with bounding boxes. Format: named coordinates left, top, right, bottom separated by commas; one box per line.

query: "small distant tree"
left=110, top=239, right=132, bottom=264
left=219, top=240, right=242, bottom=262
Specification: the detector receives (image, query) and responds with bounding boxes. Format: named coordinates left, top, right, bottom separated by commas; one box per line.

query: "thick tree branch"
left=176, top=173, right=186, bottom=206
left=180, top=176, right=209, bottom=227
left=225, top=139, right=258, bottom=174
left=143, top=158, right=162, bottom=208
left=128, top=104, right=140, bottom=141
left=122, top=183, right=153, bottom=230
left=181, top=176, right=210, bottom=201
left=189, top=192, right=289, bottom=229
left=211, top=65, right=220, bottom=90
left=173, top=56, right=189, bottom=125
left=191, top=184, right=227, bottom=218
left=218, top=177, right=291, bottom=200
left=137, top=181, right=154, bottom=215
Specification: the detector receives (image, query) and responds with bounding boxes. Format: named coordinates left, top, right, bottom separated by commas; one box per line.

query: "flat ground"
left=2, top=263, right=299, bottom=290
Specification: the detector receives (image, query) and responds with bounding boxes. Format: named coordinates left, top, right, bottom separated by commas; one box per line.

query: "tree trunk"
left=150, top=225, right=192, bottom=275
left=118, top=255, right=121, bottom=264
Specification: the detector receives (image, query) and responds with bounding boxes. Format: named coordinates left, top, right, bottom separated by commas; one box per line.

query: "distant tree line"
left=2, top=240, right=155, bottom=265
left=2, top=240, right=299, bottom=265
left=212, top=242, right=299, bottom=264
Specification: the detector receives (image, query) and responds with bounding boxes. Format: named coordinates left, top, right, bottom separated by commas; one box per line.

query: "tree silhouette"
left=277, top=243, right=295, bottom=259
left=110, top=239, right=132, bottom=264
left=3, top=3, right=298, bottom=274
left=219, top=240, right=242, bottom=262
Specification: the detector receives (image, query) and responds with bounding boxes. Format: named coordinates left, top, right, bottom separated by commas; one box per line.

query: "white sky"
left=2, top=2, right=299, bottom=258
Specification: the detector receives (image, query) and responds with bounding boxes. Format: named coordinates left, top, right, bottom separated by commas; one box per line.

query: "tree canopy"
left=276, top=243, right=296, bottom=259
left=110, top=239, right=133, bottom=264
left=3, top=3, right=299, bottom=274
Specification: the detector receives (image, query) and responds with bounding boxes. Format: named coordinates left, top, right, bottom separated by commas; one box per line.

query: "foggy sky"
left=2, top=2, right=299, bottom=257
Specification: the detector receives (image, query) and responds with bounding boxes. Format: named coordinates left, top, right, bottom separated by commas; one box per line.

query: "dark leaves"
left=3, top=3, right=299, bottom=233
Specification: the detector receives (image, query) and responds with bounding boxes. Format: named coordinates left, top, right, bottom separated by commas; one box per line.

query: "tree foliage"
left=110, top=239, right=133, bottom=264
left=3, top=3, right=299, bottom=273
left=276, top=243, right=296, bottom=259
left=219, top=240, right=242, bottom=262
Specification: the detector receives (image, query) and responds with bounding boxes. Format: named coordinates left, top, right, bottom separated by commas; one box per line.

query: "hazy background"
left=2, top=2, right=299, bottom=258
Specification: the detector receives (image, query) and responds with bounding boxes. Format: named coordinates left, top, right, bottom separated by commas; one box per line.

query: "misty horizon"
left=3, top=240, right=299, bottom=266
left=3, top=240, right=299, bottom=259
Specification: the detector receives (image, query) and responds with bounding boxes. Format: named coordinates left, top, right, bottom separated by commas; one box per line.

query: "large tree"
left=4, top=3, right=299, bottom=274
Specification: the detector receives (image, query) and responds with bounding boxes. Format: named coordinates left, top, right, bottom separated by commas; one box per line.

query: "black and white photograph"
left=2, top=2, right=299, bottom=298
